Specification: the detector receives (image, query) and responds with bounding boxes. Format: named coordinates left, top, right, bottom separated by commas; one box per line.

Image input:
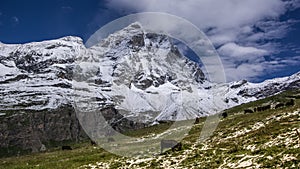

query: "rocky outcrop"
left=0, top=106, right=87, bottom=156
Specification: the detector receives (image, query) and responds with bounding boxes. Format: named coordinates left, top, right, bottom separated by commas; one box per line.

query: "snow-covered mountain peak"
left=89, top=22, right=174, bottom=58
left=84, top=23, right=205, bottom=90
left=59, top=36, right=84, bottom=43
left=0, top=23, right=299, bottom=122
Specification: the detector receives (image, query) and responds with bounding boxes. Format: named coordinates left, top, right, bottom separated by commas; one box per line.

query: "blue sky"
left=0, top=0, right=118, bottom=43
left=0, top=0, right=300, bottom=82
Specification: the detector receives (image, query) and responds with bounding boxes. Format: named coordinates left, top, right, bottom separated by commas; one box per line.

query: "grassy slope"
left=0, top=90, right=299, bottom=168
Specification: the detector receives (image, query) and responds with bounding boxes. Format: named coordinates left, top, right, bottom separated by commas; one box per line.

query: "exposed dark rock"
left=244, top=109, right=254, bottom=114
left=286, top=80, right=300, bottom=90
left=0, top=74, right=29, bottom=84
left=161, top=139, right=182, bottom=153
left=133, top=72, right=167, bottom=90
left=52, top=83, right=72, bottom=88
left=107, top=137, right=115, bottom=143
left=195, top=117, right=201, bottom=124
left=285, top=99, right=295, bottom=107
left=275, top=103, right=285, bottom=109
left=90, top=140, right=97, bottom=146
left=128, top=33, right=145, bottom=51
left=221, top=112, right=228, bottom=118
left=0, top=106, right=88, bottom=157
left=61, top=145, right=72, bottom=150
left=231, top=98, right=239, bottom=103
left=101, top=107, right=148, bottom=133
left=256, top=105, right=271, bottom=112
left=230, top=80, right=247, bottom=89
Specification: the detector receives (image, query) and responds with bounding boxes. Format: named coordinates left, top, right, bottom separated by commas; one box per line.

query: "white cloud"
left=105, top=0, right=300, bottom=81
left=219, top=43, right=269, bottom=58
left=106, top=0, right=286, bottom=29
left=218, top=43, right=269, bottom=62
left=175, top=43, right=189, bottom=56
left=285, top=0, right=300, bottom=10
left=223, top=55, right=300, bottom=81
left=224, top=63, right=265, bottom=81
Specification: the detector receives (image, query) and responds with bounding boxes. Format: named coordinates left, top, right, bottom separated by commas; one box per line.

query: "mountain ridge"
left=0, top=23, right=299, bottom=153
left=0, top=23, right=299, bottom=118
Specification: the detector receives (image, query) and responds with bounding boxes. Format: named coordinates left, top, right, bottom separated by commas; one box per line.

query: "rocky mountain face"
left=0, top=23, right=299, bottom=154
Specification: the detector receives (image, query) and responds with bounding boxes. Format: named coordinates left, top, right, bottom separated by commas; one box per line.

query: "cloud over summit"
left=105, top=0, right=300, bottom=81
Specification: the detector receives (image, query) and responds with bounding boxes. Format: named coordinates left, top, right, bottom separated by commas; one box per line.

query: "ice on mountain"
left=0, top=23, right=299, bottom=122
